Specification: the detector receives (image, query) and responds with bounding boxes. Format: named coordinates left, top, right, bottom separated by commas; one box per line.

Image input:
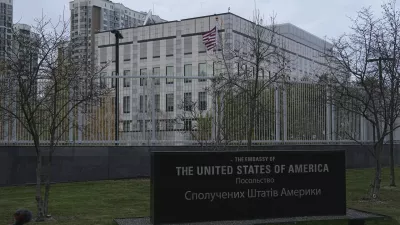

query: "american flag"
left=202, top=26, right=217, bottom=51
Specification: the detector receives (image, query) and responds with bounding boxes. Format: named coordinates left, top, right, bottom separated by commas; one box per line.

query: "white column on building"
left=360, top=116, right=365, bottom=141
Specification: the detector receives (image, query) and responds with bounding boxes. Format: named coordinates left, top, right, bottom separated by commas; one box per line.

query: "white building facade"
left=93, top=13, right=338, bottom=145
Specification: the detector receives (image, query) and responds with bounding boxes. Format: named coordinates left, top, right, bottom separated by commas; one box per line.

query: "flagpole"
left=212, top=16, right=219, bottom=144
left=214, top=16, right=224, bottom=145
left=215, top=17, right=219, bottom=52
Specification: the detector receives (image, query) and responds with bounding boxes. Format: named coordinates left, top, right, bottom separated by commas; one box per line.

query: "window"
left=153, top=67, right=160, bottom=85
left=140, top=95, right=148, bottom=113
left=123, top=120, right=131, bottom=132
left=166, top=119, right=174, bottom=131
left=198, top=35, right=206, bottom=53
left=123, top=45, right=130, bottom=61
left=199, top=63, right=207, bottom=82
left=100, top=48, right=107, bottom=63
left=184, top=92, right=192, bottom=111
left=166, top=39, right=174, bottom=56
left=138, top=120, right=145, bottom=132
left=123, top=96, right=130, bottom=113
left=153, top=40, right=160, bottom=58
left=198, top=92, right=207, bottom=111
left=184, top=120, right=192, bottom=131
left=140, top=68, right=147, bottom=86
left=123, top=70, right=130, bottom=87
left=100, top=72, right=107, bottom=89
left=184, top=37, right=192, bottom=54
left=140, top=42, right=147, bottom=59
left=166, top=93, right=174, bottom=112
left=155, top=94, right=160, bottom=112
left=184, top=64, right=192, bottom=83
left=111, top=71, right=116, bottom=88
left=166, top=66, right=174, bottom=84
left=112, top=45, right=116, bottom=61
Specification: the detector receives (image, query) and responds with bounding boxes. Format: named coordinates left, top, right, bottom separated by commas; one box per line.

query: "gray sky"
left=14, top=0, right=386, bottom=40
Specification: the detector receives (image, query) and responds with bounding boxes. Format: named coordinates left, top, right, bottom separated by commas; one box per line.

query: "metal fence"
left=0, top=76, right=372, bottom=146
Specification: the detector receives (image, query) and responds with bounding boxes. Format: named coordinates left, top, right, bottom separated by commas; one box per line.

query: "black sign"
left=150, top=150, right=346, bottom=224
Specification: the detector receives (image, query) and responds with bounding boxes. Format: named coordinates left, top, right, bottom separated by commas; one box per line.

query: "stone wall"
left=0, top=145, right=398, bottom=186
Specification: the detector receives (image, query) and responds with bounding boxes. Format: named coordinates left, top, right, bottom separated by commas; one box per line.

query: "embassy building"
left=94, top=12, right=334, bottom=145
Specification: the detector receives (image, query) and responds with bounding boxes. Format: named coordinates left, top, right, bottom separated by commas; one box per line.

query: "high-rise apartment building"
left=0, top=0, right=13, bottom=61
left=69, top=0, right=166, bottom=64
left=0, top=0, right=12, bottom=141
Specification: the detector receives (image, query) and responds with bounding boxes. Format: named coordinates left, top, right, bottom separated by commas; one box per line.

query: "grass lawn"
left=0, top=168, right=399, bottom=225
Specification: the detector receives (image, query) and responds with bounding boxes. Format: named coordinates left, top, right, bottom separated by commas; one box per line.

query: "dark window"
left=123, top=120, right=131, bottom=132
left=184, top=64, right=192, bottom=83
left=198, top=92, right=207, bottom=111
left=155, top=94, right=160, bottom=112
left=166, top=93, right=174, bottom=112
left=184, top=92, right=192, bottom=111
left=123, top=70, right=130, bottom=87
left=166, top=66, right=174, bottom=84
left=123, top=96, right=130, bottom=113
left=184, top=120, right=192, bottom=131
left=153, top=67, right=160, bottom=85
left=166, top=119, right=174, bottom=131
left=140, top=95, right=148, bottom=113
left=140, top=68, right=147, bottom=86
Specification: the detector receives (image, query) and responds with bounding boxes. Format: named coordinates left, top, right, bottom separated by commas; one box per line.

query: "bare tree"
left=176, top=84, right=244, bottom=150
left=321, top=4, right=400, bottom=199
left=0, top=15, right=109, bottom=221
left=213, top=10, right=290, bottom=150
left=378, top=0, right=400, bottom=187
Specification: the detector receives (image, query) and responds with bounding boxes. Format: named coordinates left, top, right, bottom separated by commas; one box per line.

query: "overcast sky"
left=14, top=0, right=387, bottom=40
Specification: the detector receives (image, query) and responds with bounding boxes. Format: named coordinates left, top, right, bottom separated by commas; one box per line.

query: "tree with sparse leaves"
left=0, top=15, right=109, bottom=221
left=213, top=10, right=290, bottom=149
left=321, top=1, right=400, bottom=199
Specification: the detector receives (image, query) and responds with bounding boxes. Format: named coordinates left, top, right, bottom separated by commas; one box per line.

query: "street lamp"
left=111, top=29, right=123, bottom=145
left=367, top=57, right=395, bottom=81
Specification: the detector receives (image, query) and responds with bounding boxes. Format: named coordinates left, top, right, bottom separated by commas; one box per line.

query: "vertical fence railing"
left=0, top=76, right=371, bottom=146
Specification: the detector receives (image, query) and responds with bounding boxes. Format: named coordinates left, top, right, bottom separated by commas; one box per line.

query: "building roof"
left=95, top=12, right=331, bottom=49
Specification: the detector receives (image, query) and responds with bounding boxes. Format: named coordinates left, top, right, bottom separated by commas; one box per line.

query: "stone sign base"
left=114, top=209, right=388, bottom=225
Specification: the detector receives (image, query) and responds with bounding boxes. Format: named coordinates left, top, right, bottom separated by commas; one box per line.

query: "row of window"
left=122, top=92, right=208, bottom=114
left=100, top=63, right=210, bottom=88
left=122, top=119, right=195, bottom=132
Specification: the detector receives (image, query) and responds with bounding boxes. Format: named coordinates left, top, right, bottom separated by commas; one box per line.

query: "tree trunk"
left=43, top=154, right=53, bottom=216
left=247, top=97, right=256, bottom=150
left=389, top=125, right=396, bottom=187
left=44, top=141, right=56, bottom=216
left=35, top=149, right=45, bottom=222
left=370, top=144, right=383, bottom=200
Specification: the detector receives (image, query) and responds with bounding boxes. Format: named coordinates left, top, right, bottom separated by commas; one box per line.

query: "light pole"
left=367, top=57, right=394, bottom=80
left=111, top=29, right=123, bottom=145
